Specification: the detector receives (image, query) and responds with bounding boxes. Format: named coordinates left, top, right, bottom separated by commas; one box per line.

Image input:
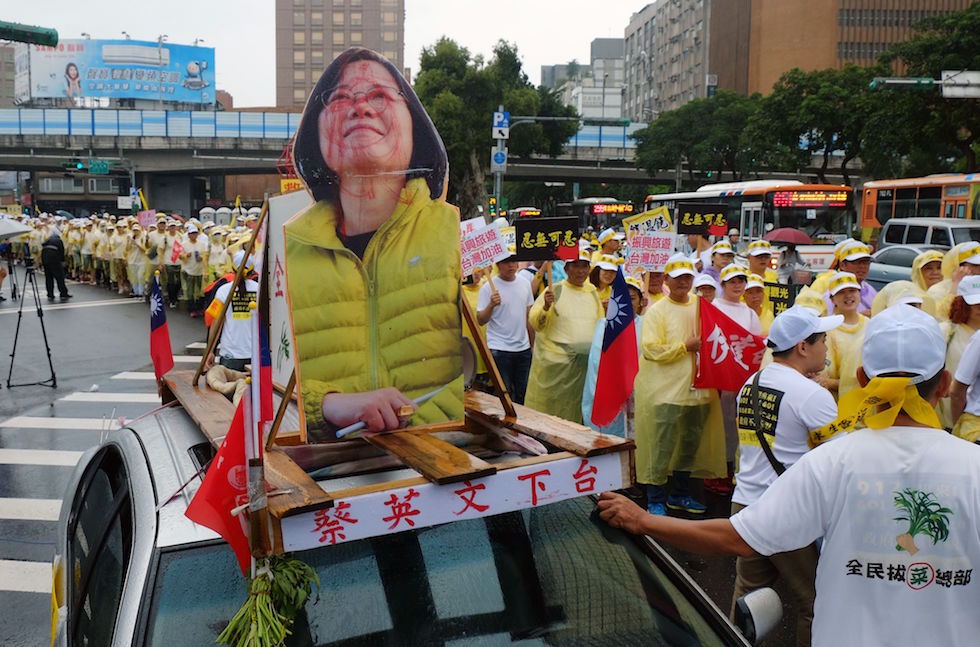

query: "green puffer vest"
left=283, top=178, right=464, bottom=431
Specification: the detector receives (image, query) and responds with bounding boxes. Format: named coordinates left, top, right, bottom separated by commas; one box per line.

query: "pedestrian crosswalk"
left=0, top=340, right=207, bottom=617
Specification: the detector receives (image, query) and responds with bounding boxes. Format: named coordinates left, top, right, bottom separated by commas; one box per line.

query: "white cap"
left=839, top=241, right=871, bottom=262
left=232, top=250, right=254, bottom=271
left=893, top=292, right=924, bottom=307
left=693, top=273, right=719, bottom=291
left=665, top=252, right=696, bottom=278
left=958, top=275, right=980, bottom=305
left=745, top=274, right=765, bottom=291
left=625, top=276, right=643, bottom=292
left=766, top=305, right=843, bottom=353
left=728, top=228, right=739, bottom=236
left=747, top=240, right=773, bottom=257
left=596, top=255, right=620, bottom=271
left=957, top=241, right=980, bottom=265
left=829, top=271, right=861, bottom=296
left=711, top=241, right=735, bottom=256
left=598, top=228, right=624, bottom=244
left=720, top=264, right=748, bottom=282
left=862, top=304, right=945, bottom=384
left=186, top=224, right=199, bottom=234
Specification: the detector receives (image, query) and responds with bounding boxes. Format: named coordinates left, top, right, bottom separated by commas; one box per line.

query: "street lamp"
left=121, top=31, right=130, bottom=40
left=157, top=34, right=168, bottom=111
left=194, top=38, right=205, bottom=47
left=80, top=32, right=90, bottom=40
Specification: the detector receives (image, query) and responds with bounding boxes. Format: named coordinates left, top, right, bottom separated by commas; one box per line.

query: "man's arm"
left=951, top=380, right=969, bottom=425
left=597, top=492, right=755, bottom=557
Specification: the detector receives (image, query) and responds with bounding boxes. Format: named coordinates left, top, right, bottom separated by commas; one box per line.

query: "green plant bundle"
left=270, top=556, right=321, bottom=620
left=893, top=488, right=953, bottom=551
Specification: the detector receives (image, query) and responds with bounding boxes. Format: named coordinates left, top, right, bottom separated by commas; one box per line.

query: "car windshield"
left=952, top=227, right=980, bottom=244
left=144, top=497, right=735, bottom=646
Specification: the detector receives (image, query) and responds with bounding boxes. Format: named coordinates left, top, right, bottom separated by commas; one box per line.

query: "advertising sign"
left=765, top=282, right=802, bottom=316
left=16, top=39, right=216, bottom=105
left=514, top=217, right=579, bottom=261
left=675, top=202, right=728, bottom=236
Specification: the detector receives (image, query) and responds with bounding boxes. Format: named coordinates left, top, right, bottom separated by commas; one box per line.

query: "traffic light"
left=63, top=158, right=86, bottom=172
left=706, top=170, right=713, bottom=178
left=75, top=160, right=84, bottom=170
left=489, top=196, right=497, bottom=217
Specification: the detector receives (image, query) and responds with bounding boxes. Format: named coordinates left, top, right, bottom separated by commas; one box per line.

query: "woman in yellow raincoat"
left=928, top=242, right=980, bottom=321
left=938, top=280, right=980, bottom=430
left=524, top=249, right=603, bottom=424
left=634, top=253, right=726, bottom=516
left=285, top=48, right=462, bottom=437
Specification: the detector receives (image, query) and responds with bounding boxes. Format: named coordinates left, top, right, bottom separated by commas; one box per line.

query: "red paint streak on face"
left=319, top=60, right=413, bottom=182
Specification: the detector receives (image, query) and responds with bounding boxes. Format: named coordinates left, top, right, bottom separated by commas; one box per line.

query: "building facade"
left=275, top=0, right=405, bottom=109
left=0, top=44, right=15, bottom=108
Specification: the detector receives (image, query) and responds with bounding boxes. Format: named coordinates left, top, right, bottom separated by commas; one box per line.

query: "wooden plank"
left=363, top=431, right=497, bottom=485
left=161, top=370, right=235, bottom=447
left=465, top=390, right=634, bottom=457
left=264, top=447, right=334, bottom=518
left=460, top=297, right=517, bottom=418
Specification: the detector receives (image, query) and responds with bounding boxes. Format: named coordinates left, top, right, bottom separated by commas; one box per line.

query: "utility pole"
left=157, top=34, right=168, bottom=111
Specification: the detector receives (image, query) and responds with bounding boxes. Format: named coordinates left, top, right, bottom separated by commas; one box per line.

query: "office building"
left=545, top=38, right=624, bottom=119
left=0, top=44, right=15, bottom=108
left=276, top=0, right=405, bottom=109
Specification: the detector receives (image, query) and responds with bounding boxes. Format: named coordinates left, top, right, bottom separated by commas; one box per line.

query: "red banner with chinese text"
left=694, top=297, right=766, bottom=392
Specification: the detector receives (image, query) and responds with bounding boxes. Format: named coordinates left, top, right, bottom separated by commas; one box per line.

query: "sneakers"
left=704, top=477, right=735, bottom=496
left=647, top=501, right=667, bottom=516
left=666, top=494, right=707, bottom=515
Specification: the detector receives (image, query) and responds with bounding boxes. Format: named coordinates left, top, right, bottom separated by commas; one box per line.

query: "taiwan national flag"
left=185, top=397, right=252, bottom=575
left=694, top=297, right=767, bottom=392
left=149, top=275, right=174, bottom=381
left=250, top=314, right=274, bottom=456
left=591, top=268, right=639, bottom=427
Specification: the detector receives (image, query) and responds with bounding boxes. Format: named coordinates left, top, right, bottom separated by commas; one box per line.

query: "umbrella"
left=763, top=227, right=812, bottom=245
left=0, top=217, right=30, bottom=242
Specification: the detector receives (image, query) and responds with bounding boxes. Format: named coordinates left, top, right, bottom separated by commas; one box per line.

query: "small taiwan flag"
left=591, top=268, right=639, bottom=427
left=149, top=274, right=174, bottom=381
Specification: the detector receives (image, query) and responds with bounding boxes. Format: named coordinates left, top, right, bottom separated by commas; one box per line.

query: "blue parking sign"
left=492, top=111, right=510, bottom=128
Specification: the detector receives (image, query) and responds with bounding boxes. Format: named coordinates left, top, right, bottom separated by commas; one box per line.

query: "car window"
left=904, top=225, right=927, bottom=244
left=69, top=448, right=133, bottom=646
left=930, top=228, right=951, bottom=247
left=888, top=248, right=918, bottom=267
left=883, top=223, right=905, bottom=244
left=145, top=498, right=735, bottom=646
left=953, top=228, right=980, bottom=244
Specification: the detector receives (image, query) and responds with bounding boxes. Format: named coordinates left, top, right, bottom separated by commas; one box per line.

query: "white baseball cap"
left=957, top=241, right=980, bottom=265
left=862, top=304, right=945, bottom=384
left=747, top=240, right=773, bottom=257
left=665, top=252, right=696, bottom=278
left=720, top=264, right=748, bottom=282
left=745, top=274, right=765, bottom=291
left=829, top=271, right=861, bottom=296
left=232, top=250, right=255, bottom=271
left=186, top=224, right=199, bottom=234
left=958, top=275, right=980, bottom=305
left=598, top=228, right=625, bottom=244
left=693, top=273, right=719, bottom=291
left=766, top=305, right=843, bottom=353
left=839, top=241, right=872, bottom=262
left=711, top=241, right=735, bottom=256
left=596, top=255, right=620, bottom=271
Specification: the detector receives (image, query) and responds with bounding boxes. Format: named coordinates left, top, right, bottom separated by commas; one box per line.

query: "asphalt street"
left=0, top=264, right=796, bottom=647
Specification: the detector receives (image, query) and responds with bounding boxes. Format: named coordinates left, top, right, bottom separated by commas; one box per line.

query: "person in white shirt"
left=950, top=279, right=980, bottom=441
left=600, top=304, right=980, bottom=647
left=477, top=256, right=535, bottom=404
left=731, top=306, right=842, bottom=646
left=205, top=251, right=258, bottom=372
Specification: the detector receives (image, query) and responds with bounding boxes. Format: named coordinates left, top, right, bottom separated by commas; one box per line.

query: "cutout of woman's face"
left=318, top=60, right=413, bottom=178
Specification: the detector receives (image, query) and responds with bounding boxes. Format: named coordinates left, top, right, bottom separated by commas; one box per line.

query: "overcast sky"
left=10, top=0, right=640, bottom=107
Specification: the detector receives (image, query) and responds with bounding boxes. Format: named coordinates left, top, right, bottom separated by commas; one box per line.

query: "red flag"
left=694, top=297, right=767, bottom=392
left=591, top=268, right=639, bottom=426
left=170, top=239, right=183, bottom=264
left=185, top=399, right=252, bottom=575
left=149, top=275, right=173, bottom=380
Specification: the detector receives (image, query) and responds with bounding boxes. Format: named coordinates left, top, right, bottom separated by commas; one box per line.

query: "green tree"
left=413, top=38, right=579, bottom=216
left=876, top=4, right=980, bottom=173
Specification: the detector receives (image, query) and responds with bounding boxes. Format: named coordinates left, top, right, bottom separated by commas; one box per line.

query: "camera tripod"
left=6, top=259, right=57, bottom=389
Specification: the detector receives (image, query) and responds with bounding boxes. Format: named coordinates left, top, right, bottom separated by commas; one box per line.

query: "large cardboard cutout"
left=283, top=48, right=463, bottom=440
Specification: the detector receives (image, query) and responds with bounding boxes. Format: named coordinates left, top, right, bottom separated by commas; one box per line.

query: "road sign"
left=89, top=158, right=110, bottom=174
left=490, top=147, right=507, bottom=174
left=492, top=126, right=509, bottom=140
left=942, top=70, right=980, bottom=98
left=492, top=111, right=510, bottom=129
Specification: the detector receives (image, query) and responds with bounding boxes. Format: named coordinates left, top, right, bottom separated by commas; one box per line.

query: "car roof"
left=884, top=217, right=980, bottom=227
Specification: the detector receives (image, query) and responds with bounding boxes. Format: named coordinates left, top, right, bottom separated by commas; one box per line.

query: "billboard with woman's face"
left=284, top=48, right=462, bottom=440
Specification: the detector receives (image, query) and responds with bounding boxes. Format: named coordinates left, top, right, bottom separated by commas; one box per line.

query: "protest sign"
left=137, top=209, right=156, bottom=229
left=675, top=202, right=728, bottom=236
left=765, top=282, right=802, bottom=316
left=622, top=207, right=676, bottom=275
left=514, top=217, right=579, bottom=261
left=461, top=222, right=510, bottom=277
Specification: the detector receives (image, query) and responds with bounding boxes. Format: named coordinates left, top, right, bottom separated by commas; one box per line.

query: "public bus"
left=557, top=197, right=634, bottom=231
left=505, top=206, right=542, bottom=221
left=860, top=173, right=980, bottom=230
left=643, top=180, right=855, bottom=270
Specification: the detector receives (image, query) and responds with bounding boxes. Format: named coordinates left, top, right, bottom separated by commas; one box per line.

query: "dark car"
left=51, top=406, right=772, bottom=647
left=866, top=244, right=944, bottom=291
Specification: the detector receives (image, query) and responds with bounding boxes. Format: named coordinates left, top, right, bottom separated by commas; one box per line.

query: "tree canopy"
left=413, top=38, right=578, bottom=216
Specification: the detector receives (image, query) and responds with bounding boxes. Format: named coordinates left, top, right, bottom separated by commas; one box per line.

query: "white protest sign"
left=280, top=451, right=625, bottom=551
left=623, top=206, right=676, bottom=275
left=268, top=189, right=312, bottom=389
left=461, top=221, right=510, bottom=277
left=460, top=216, right=487, bottom=240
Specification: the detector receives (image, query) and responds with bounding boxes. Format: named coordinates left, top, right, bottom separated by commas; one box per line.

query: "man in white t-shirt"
left=950, top=282, right=980, bottom=441
left=477, top=256, right=535, bottom=404
left=205, top=251, right=258, bottom=372
left=600, top=305, right=980, bottom=647
left=731, top=305, right=841, bottom=646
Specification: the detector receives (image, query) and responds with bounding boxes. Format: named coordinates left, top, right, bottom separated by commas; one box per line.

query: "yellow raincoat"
left=634, top=297, right=726, bottom=485
left=928, top=243, right=977, bottom=321
left=824, top=315, right=868, bottom=401
left=870, top=280, right=935, bottom=317
left=524, top=280, right=603, bottom=423
left=911, top=249, right=944, bottom=292
left=938, top=322, right=979, bottom=429
left=461, top=278, right=487, bottom=375
left=284, top=178, right=464, bottom=432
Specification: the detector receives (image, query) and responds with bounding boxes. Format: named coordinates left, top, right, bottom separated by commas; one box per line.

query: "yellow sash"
left=812, top=376, right=941, bottom=442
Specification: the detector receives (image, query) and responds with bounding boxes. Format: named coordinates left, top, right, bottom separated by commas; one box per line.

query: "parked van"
left=877, top=217, right=980, bottom=250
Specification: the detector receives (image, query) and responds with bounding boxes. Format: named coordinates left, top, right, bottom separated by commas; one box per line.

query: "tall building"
left=0, top=44, right=15, bottom=108
left=545, top=38, right=624, bottom=119
left=275, top=0, right=405, bottom=109
left=624, top=0, right=972, bottom=121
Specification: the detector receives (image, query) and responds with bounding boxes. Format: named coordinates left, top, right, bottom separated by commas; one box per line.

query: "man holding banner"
left=477, top=255, right=535, bottom=404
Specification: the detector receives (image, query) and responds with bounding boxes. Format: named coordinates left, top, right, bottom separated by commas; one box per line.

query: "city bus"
left=860, top=173, right=980, bottom=230
left=556, top=197, right=634, bottom=231
left=643, top=180, right=855, bottom=270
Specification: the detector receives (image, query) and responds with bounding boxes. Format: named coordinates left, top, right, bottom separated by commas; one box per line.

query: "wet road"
left=0, top=268, right=206, bottom=647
